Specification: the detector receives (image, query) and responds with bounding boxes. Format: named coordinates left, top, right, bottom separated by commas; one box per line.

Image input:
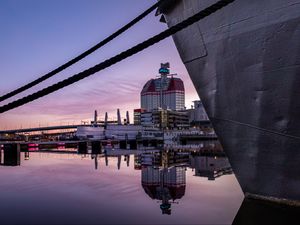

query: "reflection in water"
left=24, top=151, right=30, bottom=160
left=189, top=152, right=232, bottom=180
left=142, top=166, right=185, bottom=215
left=125, top=155, right=130, bottom=167
left=140, top=150, right=189, bottom=215
left=0, top=142, right=297, bottom=224
left=0, top=141, right=248, bottom=224
left=49, top=144, right=233, bottom=216
left=91, top=154, right=99, bottom=170
left=89, top=153, right=131, bottom=170
left=1, top=142, right=233, bottom=205
left=233, top=197, right=300, bottom=225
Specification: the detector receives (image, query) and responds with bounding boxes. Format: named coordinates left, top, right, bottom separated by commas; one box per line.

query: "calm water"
left=0, top=146, right=244, bottom=224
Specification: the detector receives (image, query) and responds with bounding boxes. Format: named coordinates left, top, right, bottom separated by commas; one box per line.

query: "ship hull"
left=161, top=0, right=300, bottom=202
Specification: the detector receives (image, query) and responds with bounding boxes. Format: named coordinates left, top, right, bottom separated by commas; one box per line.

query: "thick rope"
left=0, top=0, right=235, bottom=114
left=0, top=0, right=164, bottom=102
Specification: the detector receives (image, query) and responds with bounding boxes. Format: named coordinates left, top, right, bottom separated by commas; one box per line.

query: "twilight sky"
left=0, top=0, right=199, bottom=130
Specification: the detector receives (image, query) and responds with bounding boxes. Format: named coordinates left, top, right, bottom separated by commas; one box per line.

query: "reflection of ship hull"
left=161, top=0, right=300, bottom=202
left=233, top=197, right=300, bottom=225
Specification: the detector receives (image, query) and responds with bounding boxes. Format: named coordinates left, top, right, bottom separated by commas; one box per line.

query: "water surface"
left=0, top=148, right=244, bottom=224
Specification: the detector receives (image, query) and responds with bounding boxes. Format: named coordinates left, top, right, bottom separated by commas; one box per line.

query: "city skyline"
left=0, top=0, right=199, bottom=129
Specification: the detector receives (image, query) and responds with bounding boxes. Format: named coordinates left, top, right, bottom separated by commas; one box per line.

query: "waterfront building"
left=133, top=108, right=146, bottom=125
left=140, top=111, right=154, bottom=127
left=76, top=126, right=105, bottom=140
left=187, top=100, right=213, bottom=131
left=140, top=108, right=189, bottom=129
left=141, top=63, right=185, bottom=112
left=188, top=100, right=209, bottom=123
left=105, top=124, right=143, bottom=140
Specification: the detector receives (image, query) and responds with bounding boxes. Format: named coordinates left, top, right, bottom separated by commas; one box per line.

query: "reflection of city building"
left=88, top=150, right=132, bottom=170
left=140, top=150, right=189, bottom=215
left=134, top=155, right=141, bottom=170
left=140, top=150, right=189, bottom=168
left=140, top=152, right=161, bottom=166
left=189, top=155, right=232, bottom=180
left=77, top=144, right=231, bottom=180
left=141, top=63, right=185, bottom=112
left=24, top=151, right=30, bottom=160
left=142, top=166, right=186, bottom=215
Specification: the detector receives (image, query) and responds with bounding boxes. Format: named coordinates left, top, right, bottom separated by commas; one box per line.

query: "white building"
left=105, top=124, right=143, bottom=140
left=76, top=126, right=105, bottom=140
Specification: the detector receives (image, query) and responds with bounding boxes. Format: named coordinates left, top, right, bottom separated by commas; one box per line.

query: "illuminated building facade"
left=140, top=108, right=189, bottom=129
left=141, top=63, right=185, bottom=112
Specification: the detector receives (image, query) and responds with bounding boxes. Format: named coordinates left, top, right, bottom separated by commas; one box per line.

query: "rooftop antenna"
left=159, top=62, right=170, bottom=108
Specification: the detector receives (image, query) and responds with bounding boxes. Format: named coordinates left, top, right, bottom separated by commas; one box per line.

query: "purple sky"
left=0, top=0, right=199, bottom=129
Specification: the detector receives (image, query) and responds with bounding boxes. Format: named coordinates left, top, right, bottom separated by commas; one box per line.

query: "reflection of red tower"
left=134, top=155, right=142, bottom=170
left=141, top=166, right=186, bottom=215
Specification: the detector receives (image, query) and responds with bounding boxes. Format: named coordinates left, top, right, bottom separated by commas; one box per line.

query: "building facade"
left=141, top=63, right=185, bottom=112
left=140, top=108, right=189, bottom=129
left=133, top=108, right=146, bottom=125
left=187, top=100, right=209, bottom=125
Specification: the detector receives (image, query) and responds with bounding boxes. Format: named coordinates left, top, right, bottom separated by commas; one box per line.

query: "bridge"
left=0, top=125, right=86, bottom=134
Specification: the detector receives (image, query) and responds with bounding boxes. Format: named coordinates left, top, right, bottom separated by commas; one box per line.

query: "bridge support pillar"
left=78, top=141, right=88, bottom=154
left=2, top=143, right=20, bottom=166
left=91, top=141, right=101, bottom=154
